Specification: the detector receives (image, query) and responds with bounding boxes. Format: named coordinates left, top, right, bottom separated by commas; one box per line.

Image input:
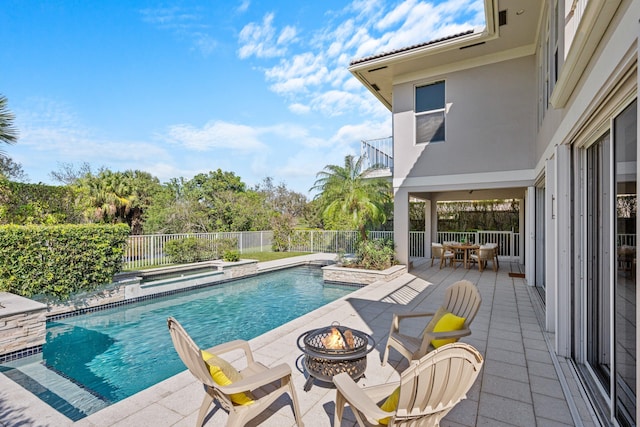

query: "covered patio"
left=0, top=255, right=598, bottom=426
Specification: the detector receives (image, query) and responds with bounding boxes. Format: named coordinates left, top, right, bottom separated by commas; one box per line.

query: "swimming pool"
left=0, top=266, right=358, bottom=421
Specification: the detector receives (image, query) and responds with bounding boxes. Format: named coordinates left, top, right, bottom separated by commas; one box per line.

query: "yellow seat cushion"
left=201, top=350, right=254, bottom=405
left=378, top=386, right=400, bottom=425
left=430, top=312, right=466, bottom=348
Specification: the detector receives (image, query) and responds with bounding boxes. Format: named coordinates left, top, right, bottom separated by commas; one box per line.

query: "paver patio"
left=0, top=254, right=600, bottom=426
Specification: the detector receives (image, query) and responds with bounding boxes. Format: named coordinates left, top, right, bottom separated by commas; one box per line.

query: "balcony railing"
left=361, top=136, right=393, bottom=172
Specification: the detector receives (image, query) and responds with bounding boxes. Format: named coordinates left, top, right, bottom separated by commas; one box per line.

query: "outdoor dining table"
left=444, top=243, right=480, bottom=269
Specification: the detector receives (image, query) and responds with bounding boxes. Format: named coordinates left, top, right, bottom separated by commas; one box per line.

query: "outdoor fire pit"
left=297, top=323, right=375, bottom=391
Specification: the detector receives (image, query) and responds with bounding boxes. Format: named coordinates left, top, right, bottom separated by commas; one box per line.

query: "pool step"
left=4, top=360, right=109, bottom=419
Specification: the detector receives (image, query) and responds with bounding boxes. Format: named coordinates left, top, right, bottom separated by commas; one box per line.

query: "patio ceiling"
left=348, top=0, right=543, bottom=110
left=410, top=187, right=527, bottom=202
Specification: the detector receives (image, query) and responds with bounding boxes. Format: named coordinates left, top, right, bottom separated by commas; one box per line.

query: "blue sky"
left=1, top=0, right=484, bottom=195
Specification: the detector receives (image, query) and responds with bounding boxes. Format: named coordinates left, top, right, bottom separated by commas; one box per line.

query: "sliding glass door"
left=613, top=100, right=636, bottom=426
left=584, top=99, right=636, bottom=427
left=586, top=132, right=612, bottom=390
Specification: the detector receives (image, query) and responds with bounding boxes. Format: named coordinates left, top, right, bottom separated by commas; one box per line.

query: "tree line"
left=1, top=95, right=395, bottom=236
left=3, top=93, right=520, bottom=238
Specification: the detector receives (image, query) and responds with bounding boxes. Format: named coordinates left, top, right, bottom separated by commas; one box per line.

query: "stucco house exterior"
left=349, top=0, right=638, bottom=425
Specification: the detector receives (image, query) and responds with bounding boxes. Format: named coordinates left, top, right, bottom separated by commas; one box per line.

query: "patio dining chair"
left=432, top=243, right=455, bottom=268
left=441, top=242, right=464, bottom=269
left=469, top=245, right=497, bottom=272
left=382, top=280, right=482, bottom=367
left=485, top=243, right=500, bottom=268
left=167, top=317, right=304, bottom=427
left=334, top=342, right=484, bottom=427
left=431, top=242, right=443, bottom=267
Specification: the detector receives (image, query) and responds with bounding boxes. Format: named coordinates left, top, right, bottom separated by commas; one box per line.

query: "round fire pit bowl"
left=297, top=324, right=375, bottom=391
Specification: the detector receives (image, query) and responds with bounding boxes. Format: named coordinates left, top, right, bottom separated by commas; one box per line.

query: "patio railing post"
left=510, top=230, right=515, bottom=262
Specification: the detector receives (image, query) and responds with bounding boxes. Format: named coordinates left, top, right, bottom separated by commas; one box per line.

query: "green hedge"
left=0, top=224, right=130, bottom=299
left=164, top=237, right=238, bottom=264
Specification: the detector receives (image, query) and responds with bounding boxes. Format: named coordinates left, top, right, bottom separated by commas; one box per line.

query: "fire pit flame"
left=297, top=324, right=374, bottom=391
left=322, top=327, right=356, bottom=350
left=323, top=327, right=345, bottom=349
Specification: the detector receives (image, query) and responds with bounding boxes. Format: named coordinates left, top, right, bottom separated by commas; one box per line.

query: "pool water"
left=0, top=266, right=357, bottom=421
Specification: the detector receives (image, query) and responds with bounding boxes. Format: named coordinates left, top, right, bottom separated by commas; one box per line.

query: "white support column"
left=424, top=199, right=433, bottom=259
left=525, top=188, right=536, bottom=284
left=555, top=144, right=572, bottom=357
left=519, top=198, right=525, bottom=265
left=546, top=156, right=557, bottom=334
left=394, top=188, right=410, bottom=265
left=431, top=199, right=438, bottom=242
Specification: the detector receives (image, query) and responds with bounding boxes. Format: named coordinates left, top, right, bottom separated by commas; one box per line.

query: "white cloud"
left=239, top=0, right=485, bottom=120
left=192, top=33, right=218, bottom=55
left=310, top=90, right=364, bottom=117
left=236, top=0, right=250, bottom=14
left=289, top=103, right=311, bottom=114
left=164, top=121, right=267, bottom=152
left=329, top=119, right=392, bottom=147
left=12, top=98, right=172, bottom=183
left=140, top=7, right=218, bottom=56
left=376, top=0, right=417, bottom=30
left=237, top=13, right=297, bottom=59
left=140, top=7, right=206, bottom=32
left=277, top=26, right=297, bottom=45
left=266, top=53, right=329, bottom=94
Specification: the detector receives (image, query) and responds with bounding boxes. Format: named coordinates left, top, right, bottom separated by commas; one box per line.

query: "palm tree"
left=311, top=154, right=391, bottom=241
left=0, top=95, right=18, bottom=156
left=77, top=169, right=161, bottom=234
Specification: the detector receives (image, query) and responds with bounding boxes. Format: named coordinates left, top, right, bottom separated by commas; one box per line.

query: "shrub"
left=215, top=237, right=238, bottom=257
left=354, top=238, right=396, bottom=270
left=0, top=224, right=130, bottom=299
left=271, top=214, right=295, bottom=252
left=222, top=250, right=240, bottom=262
left=164, top=236, right=238, bottom=264
left=164, top=237, right=214, bottom=264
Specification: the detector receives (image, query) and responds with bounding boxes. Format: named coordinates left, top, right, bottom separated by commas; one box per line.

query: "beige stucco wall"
left=392, top=55, right=537, bottom=181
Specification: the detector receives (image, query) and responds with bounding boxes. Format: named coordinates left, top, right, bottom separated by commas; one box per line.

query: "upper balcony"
left=360, top=136, right=393, bottom=178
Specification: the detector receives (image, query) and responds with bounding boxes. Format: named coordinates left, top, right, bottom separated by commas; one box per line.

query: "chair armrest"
left=333, top=372, right=392, bottom=422
left=424, top=327, right=471, bottom=341
left=219, top=363, right=291, bottom=394
left=392, top=311, right=436, bottom=331
left=204, top=339, right=255, bottom=365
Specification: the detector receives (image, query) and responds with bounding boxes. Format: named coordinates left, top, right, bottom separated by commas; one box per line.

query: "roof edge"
left=349, top=29, right=476, bottom=67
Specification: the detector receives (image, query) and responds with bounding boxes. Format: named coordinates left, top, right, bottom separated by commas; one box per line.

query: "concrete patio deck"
left=0, top=254, right=600, bottom=426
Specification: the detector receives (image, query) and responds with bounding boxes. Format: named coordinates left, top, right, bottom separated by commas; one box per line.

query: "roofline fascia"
left=394, top=43, right=536, bottom=86
left=348, top=30, right=495, bottom=75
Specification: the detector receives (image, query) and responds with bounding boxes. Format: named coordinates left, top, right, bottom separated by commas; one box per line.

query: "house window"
left=415, top=81, right=445, bottom=144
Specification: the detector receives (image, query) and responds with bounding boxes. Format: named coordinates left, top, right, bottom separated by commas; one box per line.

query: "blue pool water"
left=1, top=266, right=357, bottom=420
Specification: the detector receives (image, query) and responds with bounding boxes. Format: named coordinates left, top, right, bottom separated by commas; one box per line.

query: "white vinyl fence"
left=123, top=229, right=519, bottom=270
left=124, top=231, right=273, bottom=270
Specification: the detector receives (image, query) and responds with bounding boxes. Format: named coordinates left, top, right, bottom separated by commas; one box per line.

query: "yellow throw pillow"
left=378, top=386, right=400, bottom=425
left=420, top=306, right=448, bottom=338
left=430, top=312, right=466, bottom=348
left=201, top=350, right=254, bottom=405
